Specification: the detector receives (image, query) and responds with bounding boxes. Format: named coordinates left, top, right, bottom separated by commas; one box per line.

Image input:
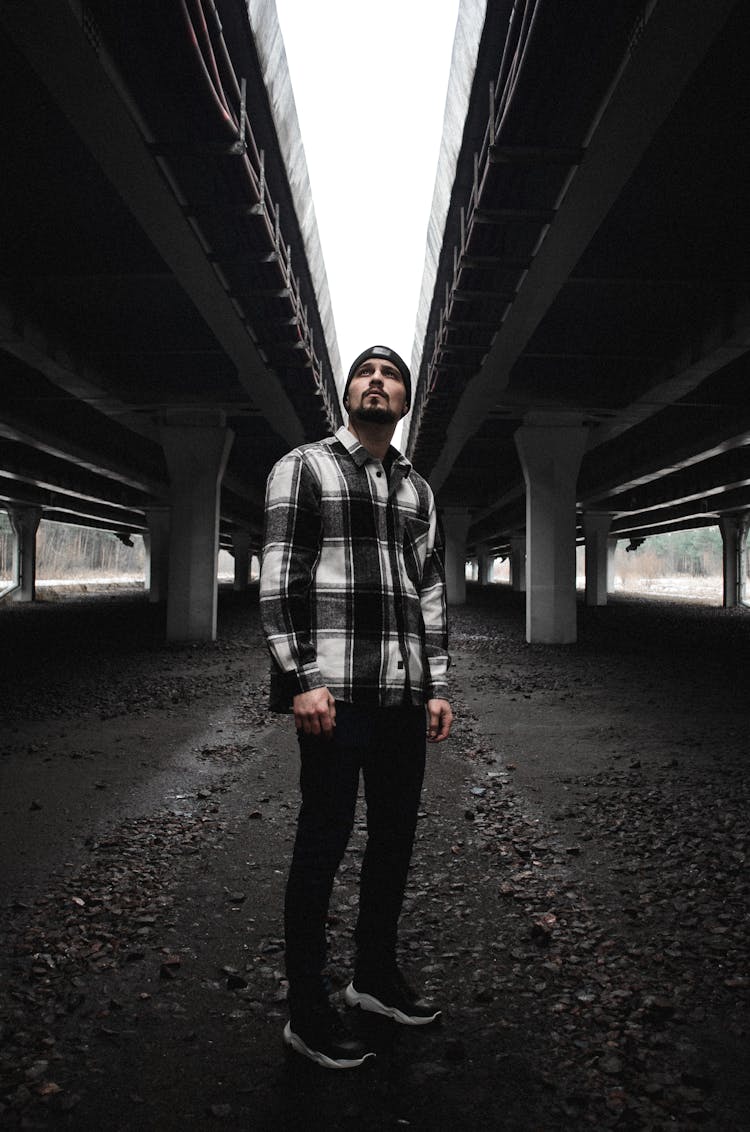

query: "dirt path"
left=1, top=588, right=748, bottom=1130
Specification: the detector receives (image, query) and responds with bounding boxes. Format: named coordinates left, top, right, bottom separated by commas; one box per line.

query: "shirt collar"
left=334, top=425, right=412, bottom=475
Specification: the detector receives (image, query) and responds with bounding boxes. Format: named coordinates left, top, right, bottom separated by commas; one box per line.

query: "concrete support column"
left=7, top=505, right=42, bottom=602
left=515, top=414, right=588, bottom=643
left=583, top=512, right=614, bottom=607
left=441, top=507, right=471, bottom=606
left=720, top=514, right=750, bottom=608
left=231, top=528, right=252, bottom=592
left=160, top=411, right=234, bottom=642
left=719, top=517, right=738, bottom=607
left=607, top=536, right=619, bottom=595
left=144, top=506, right=170, bottom=604
left=476, top=542, right=494, bottom=585
left=510, top=536, right=526, bottom=592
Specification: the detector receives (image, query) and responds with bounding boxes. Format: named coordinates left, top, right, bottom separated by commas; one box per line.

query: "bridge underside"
left=1, top=0, right=749, bottom=640
left=0, top=0, right=340, bottom=555
left=408, top=0, right=750, bottom=573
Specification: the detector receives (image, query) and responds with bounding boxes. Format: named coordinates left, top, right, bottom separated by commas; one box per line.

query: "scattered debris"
left=0, top=593, right=747, bottom=1129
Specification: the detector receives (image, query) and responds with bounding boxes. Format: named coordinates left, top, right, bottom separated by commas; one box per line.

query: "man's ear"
left=401, top=403, right=410, bottom=417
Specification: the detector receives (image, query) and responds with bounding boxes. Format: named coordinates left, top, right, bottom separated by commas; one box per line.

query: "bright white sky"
left=273, top=0, right=460, bottom=398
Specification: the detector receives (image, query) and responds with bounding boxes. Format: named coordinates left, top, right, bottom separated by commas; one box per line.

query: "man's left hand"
left=426, top=698, right=453, bottom=743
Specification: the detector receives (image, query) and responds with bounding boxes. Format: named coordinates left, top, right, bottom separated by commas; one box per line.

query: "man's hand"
left=426, top=698, right=453, bottom=743
left=293, top=687, right=336, bottom=738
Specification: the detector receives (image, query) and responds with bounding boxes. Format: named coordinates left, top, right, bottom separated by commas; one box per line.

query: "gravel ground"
left=0, top=585, right=748, bottom=1131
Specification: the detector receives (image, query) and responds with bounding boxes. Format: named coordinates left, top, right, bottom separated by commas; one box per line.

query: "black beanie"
left=343, top=345, right=411, bottom=409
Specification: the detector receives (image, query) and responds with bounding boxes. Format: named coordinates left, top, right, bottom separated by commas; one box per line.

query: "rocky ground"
left=0, top=586, right=748, bottom=1131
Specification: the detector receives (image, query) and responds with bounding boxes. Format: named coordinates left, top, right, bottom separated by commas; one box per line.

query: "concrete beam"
left=580, top=447, right=750, bottom=515
left=0, top=294, right=160, bottom=447
left=0, top=447, right=152, bottom=513
left=0, top=408, right=164, bottom=497
left=587, top=301, right=750, bottom=458
left=0, top=480, right=147, bottom=532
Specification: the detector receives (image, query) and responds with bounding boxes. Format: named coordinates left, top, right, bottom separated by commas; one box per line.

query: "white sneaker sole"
left=344, top=982, right=441, bottom=1026
left=283, top=1022, right=375, bottom=1069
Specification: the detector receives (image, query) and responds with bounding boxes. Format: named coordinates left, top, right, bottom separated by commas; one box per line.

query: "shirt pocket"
left=401, top=516, right=431, bottom=588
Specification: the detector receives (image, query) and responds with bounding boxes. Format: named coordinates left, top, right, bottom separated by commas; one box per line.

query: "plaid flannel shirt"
left=260, top=426, right=450, bottom=711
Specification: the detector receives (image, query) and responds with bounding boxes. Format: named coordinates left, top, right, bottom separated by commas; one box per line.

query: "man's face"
left=346, top=357, right=408, bottom=424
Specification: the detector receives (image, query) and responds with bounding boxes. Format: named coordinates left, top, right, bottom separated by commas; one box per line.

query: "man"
left=260, top=344, right=452, bottom=1069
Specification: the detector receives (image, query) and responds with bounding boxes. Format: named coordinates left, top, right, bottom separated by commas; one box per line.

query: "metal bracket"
left=227, top=77, right=247, bottom=155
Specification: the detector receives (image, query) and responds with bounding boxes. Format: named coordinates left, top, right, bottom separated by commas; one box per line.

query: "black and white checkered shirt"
left=260, top=426, right=450, bottom=711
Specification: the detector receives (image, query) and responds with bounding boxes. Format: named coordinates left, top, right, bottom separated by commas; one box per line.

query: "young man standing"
left=260, top=345, right=452, bottom=1069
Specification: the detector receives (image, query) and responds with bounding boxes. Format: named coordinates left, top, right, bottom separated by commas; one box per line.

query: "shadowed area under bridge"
left=0, top=587, right=748, bottom=1130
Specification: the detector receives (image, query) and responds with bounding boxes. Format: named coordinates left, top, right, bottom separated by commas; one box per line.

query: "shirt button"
left=376, top=471, right=383, bottom=478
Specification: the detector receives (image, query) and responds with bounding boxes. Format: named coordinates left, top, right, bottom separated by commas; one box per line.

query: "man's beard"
left=351, top=403, right=398, bottom=425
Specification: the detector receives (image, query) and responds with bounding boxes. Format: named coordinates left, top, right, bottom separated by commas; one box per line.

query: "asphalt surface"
left=0, top=585, right=748, bottom=1130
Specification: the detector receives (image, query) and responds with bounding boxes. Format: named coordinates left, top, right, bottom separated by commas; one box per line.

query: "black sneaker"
left=345, top=968, right=441, bottom=1026
left=284, top=1000, right=376, bottom=1069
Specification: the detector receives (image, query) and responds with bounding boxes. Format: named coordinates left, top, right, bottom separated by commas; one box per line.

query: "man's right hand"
left=293, top=687, right=336, bottom=738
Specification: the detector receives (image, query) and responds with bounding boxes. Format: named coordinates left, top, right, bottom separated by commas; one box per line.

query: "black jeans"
left=284, top=701, right=426, bottom=1000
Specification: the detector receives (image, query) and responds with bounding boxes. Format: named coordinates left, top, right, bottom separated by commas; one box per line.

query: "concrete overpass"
left=407, top=0, right=750, bottom=638
left=0, top=0, right=341, bottom=639
left=1, top=0, right=748, bottom=643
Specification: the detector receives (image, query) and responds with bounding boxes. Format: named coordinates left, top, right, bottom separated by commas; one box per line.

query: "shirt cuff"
left=270, top=662, right=326, bottom=704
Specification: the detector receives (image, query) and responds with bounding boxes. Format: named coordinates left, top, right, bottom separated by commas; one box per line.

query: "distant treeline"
left=628, top=527, right=723, bottom=577
left=0, top=511, right=729, bottom=582
left=0, top=514, right=145, bottom=580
